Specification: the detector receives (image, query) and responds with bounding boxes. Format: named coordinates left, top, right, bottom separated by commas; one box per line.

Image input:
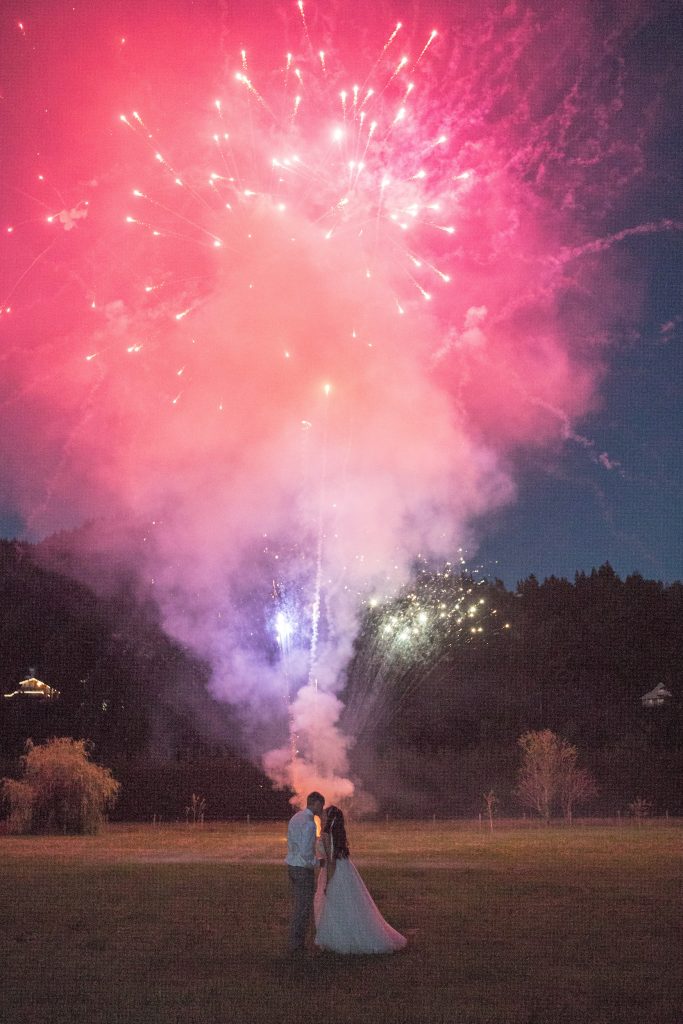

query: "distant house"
left=3, top=677, right=60, bottom=700
left=641, top=682, right=672, bottom=708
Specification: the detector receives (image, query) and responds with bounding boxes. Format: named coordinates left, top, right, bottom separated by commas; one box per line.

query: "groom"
left=285, top=790, right=325, bottom=955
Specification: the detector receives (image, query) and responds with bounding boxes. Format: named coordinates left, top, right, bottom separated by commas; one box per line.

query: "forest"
left=1, top=538, right=681, bottom=819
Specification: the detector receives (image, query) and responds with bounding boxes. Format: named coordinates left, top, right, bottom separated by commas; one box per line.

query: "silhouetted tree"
left=1, top=737, right=120, bottom=834
left=559, top=764, right=598, bottom=824
left=515, top=729, right=596, bottom=823
left=483, top=789, right=498, bottom=831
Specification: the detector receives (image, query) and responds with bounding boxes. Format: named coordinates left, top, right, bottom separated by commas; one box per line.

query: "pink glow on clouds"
left=0, top=0, right=676, bottom=802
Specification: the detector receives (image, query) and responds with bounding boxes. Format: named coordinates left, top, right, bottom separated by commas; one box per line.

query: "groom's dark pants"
left=288, top=866, right=315, bottom=951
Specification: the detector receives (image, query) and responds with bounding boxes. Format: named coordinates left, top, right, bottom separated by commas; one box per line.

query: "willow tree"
left=1, top=737, right=120, bottom=834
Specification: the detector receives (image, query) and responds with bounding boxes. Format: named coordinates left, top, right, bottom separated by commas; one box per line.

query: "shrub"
left=1, top=738, right=120, bottom=834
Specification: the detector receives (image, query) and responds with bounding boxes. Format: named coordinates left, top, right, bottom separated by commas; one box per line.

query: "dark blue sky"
left=476, top=248, right=682, bottom=587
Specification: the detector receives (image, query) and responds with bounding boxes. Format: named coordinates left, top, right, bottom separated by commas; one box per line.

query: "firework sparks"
left=343, top=564, right=511, bottom=740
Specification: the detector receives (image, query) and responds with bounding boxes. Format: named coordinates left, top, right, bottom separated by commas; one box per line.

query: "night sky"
left=1, top=0, right=681, bottom=600
left=2, top=0, right=681, bottom=798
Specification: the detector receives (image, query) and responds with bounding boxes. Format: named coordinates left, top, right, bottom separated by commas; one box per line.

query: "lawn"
left=1, top=821, right=680, bottom=1024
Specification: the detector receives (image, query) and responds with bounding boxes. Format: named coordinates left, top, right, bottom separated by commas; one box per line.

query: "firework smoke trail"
left=273, top=585, right=300, bottom=762
left=307, top=383, right=332, bottom=692
left=0, top=2, right=680, bottom=805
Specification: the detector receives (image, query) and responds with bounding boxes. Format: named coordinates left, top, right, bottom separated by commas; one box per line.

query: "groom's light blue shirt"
left=285, top=807, right=317, bottom=868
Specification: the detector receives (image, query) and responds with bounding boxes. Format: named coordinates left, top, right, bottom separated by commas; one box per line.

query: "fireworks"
left=115, top=25, right=457, bottom=370
left=275, top=610, right=294, bottom=647
left=4, top=4, right=655, bottom=456
left=343, top=563, right=512, bottom=741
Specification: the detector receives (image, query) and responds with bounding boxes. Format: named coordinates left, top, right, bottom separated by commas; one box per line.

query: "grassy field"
left=1, top=821, right=680, bottom=1024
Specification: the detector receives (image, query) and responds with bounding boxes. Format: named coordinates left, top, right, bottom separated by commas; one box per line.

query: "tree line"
left=343, top=563, right=682, bottom=816
left=0, top=728, right=600, bottom=834
left=0, top=538, right=681, bottom=819
left=0, top=538, right=290, bottom=820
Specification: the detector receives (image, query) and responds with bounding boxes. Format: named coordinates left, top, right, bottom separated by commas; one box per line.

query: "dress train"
left=314, top=857, right=407, bottom=955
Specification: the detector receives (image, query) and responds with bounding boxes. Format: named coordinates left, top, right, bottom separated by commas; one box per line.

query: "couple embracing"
left=286, top=791, right=407, bottom=956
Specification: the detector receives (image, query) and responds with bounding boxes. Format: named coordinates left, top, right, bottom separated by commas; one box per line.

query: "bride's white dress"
left=314, top=854, right=407, bottom=955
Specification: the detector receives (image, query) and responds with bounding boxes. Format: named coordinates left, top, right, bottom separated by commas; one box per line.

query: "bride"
left=314, top=805, right=407, bottom=955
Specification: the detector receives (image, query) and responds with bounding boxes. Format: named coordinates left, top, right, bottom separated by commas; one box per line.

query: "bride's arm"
left=321, top=833, right=335, bottom=889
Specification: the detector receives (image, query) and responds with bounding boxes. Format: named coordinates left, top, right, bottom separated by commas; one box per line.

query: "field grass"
left=1, top=821, right=680, bottom=1024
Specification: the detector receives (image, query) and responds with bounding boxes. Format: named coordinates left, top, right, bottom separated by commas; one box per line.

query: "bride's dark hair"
left=323, top=805, right=350, bottom=859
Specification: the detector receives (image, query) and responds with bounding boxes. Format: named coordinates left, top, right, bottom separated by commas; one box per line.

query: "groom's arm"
left=303, top=815, right=318, bottom=866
